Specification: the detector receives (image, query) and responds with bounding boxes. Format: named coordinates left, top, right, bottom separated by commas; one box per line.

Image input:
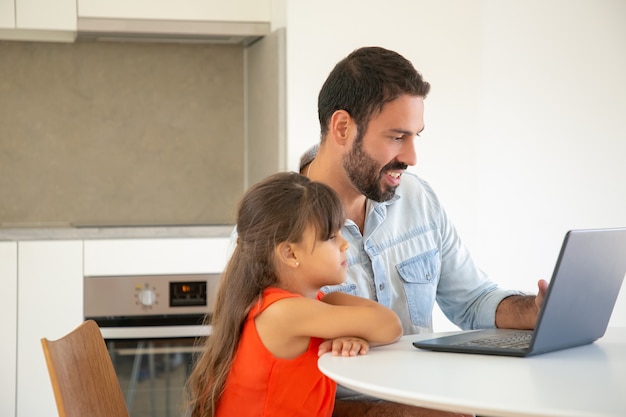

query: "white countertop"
left=0, top=225, right=234, bottom=241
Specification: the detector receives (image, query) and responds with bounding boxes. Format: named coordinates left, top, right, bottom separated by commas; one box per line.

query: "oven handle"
left=114, top=345, right=205, bottom=355
left=100, top=325, right=211, bottom=340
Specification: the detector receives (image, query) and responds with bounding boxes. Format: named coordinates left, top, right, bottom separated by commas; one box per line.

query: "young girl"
left=185, top=171, right=402, bottom=417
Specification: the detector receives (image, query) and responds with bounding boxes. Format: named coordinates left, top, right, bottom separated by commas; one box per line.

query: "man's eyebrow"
left=388, top=126, right=425, bottom=136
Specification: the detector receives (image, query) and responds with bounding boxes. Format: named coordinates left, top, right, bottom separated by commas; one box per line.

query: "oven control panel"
left=84, top=274, right=220, bottom=318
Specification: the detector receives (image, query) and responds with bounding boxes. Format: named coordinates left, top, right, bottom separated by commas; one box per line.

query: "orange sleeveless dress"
left=216, top=287, right=336, bottom=417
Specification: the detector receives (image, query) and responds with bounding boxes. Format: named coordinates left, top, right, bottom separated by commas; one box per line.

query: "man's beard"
left=342, top=135, right=407, bottom=202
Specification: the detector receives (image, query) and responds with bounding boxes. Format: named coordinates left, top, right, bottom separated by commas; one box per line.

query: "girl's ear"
left=275, top=242, right=299, bottom=269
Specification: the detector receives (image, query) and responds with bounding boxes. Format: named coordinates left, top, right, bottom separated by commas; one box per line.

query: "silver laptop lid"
left=531, top=227, right=626, bottom=354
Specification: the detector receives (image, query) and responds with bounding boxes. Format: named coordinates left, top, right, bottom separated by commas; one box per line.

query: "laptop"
left=413, top=227, right=626, bottom=357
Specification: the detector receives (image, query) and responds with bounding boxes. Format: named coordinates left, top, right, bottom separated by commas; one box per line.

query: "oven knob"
left=138, top=289, right=157, bottom=306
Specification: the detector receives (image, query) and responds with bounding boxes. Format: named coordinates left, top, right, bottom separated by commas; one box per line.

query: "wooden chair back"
left=41, top=320, right=130, bottom=417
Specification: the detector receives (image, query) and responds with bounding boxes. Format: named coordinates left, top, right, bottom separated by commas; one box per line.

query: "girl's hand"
left=318, top=337, right=370, bottom=357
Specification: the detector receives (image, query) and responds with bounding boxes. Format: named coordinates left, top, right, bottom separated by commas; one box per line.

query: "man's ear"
left=329, top=110, right=354, bottom=146
left=275, top=241, right=299, bottom=269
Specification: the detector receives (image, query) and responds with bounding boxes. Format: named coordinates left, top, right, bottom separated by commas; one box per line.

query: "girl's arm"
left=318, top=336, right=370, bottom=357
left=255, top=292, right=402, bottom=359
left=320, top=291, right=403, bottom=354
left=320, top=291, right=402, bottom=343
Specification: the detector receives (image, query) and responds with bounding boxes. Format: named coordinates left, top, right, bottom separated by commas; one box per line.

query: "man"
left=304, top=46, right=548, bottom=417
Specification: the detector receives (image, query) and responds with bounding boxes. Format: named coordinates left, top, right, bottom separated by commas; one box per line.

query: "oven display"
left=169, top=281, right=207, bottom=307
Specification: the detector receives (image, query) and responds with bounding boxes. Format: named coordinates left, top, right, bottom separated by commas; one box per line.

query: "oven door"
left=102, top=326, right=209, bottom=417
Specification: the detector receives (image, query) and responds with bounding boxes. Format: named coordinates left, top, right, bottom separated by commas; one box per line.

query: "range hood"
left=77, top=17, right=270, bottom=45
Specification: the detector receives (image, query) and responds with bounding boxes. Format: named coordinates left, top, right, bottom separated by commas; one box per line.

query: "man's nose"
left=399, top=138, right=417, bottom=166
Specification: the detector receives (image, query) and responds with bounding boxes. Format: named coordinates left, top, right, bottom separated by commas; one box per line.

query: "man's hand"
left=535, top=279, right=549, bottom=311
left=318, top=337, right=370, bottom=357
left=496, top=279, right=549, bottom=329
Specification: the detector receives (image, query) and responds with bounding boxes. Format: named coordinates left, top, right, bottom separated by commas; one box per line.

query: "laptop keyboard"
left=455, top=332, right=532, bottom=349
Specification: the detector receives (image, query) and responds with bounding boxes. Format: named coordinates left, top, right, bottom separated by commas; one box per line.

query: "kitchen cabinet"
left=16, top=0, right=75, bottom=31
left=78, top=0, right=271, bottom=23
left=76, top=0, right=270, bottom=44
left=2, top=0, right=272, bottom=42
left=0, top=0, right=76, bottom=41
left=0, top=242, right=17, bottom=417
left=16, top=241, right=83, bottom=417
left=84, top=237, right=232, bottom=276
left=0, top=0, right=15, bottom=28
left=1, top=228, right=232, bottom=417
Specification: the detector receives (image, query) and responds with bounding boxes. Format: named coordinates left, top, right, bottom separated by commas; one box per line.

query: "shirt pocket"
left=396, top=249, right=440, bottom=327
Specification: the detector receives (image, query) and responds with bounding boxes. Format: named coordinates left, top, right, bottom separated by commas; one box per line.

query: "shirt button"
left=378, top=283, right=385, bottom=291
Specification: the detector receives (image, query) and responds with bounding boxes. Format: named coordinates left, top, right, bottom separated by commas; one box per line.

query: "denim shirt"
left=322, top=172, right=523, bottom=335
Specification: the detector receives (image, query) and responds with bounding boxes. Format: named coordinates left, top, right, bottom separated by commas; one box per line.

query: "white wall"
left=284, top=0, right=626, bottom=330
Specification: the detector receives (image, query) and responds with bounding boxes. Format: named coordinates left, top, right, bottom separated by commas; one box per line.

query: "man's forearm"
left=495, top=294, right=539, bottom=329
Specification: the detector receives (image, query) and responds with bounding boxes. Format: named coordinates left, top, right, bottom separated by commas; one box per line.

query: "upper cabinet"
left=1, top=0, right=272, bottom=43
left=0, top=0, right=76, bottom=41
left=17, top=0, right=75, bottom=30
left=76, top=0, right=271, bottom=44
left=0, top=0, right=15, bottom=29
left=78, top=0, right=271, bottom=22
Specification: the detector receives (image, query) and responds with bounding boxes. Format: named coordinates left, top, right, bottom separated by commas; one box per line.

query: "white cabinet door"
left=78, top=0, right=270, bottom=22
left=0, top=0, right=76, bottom=41
left=84, top=238, right=231, bottom=276
left=0, top=0, right=15, bottom=28
left=16, top=0, right=76, bottom=31
left=0, top=242, right=17, bottom=417
left=16, top=241, right=83, bottom=417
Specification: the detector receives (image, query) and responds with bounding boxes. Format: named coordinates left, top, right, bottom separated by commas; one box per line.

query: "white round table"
left=318, top=327, right=626, bottom=417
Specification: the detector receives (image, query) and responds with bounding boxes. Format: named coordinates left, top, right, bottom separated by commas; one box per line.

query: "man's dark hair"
left=318, top=46, right=431, bottom=140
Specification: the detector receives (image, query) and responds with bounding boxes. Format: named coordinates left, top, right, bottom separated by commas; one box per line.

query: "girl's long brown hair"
left=185, top=172, right=345, bottom=417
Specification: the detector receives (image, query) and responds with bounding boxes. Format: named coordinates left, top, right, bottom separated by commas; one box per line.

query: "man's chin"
left=367, top=186, right=397, bottom=202
left=379, top=191, right=397, bottom=202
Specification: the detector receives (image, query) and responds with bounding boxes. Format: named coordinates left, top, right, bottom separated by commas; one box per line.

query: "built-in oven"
left=84, top=273, right=220, bottom=417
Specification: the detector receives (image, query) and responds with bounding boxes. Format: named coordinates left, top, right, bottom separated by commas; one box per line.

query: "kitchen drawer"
left=84, top=238, right=231, bottom=276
